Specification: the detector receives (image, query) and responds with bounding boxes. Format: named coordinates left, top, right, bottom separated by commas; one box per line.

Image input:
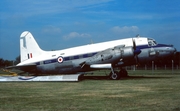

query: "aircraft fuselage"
left=17, top=34, right=176, bottom=74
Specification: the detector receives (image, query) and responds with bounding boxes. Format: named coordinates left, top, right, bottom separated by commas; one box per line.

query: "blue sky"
left=0, top=0, right=180, bottom=60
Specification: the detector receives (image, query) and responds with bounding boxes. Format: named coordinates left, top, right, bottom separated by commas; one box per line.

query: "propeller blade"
left=132, top=38, right=141, bottom=64
left=134, top=48, right=141, bottom=55
left=132, top=38, right=136, bottom=50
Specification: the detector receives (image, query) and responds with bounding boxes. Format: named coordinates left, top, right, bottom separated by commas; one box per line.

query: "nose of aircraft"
left=165, top=45, right=177, bottom=57
left=174, top=48, right=176, bottom=53
left=174, top=47, right=177, bottom=54
left=169, top=45, right=176, bottom=54
left=173, top=47, right=177, bottom=56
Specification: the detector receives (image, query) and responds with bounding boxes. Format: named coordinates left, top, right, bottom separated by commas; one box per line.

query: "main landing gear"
left=109, top=68, right=128, bottom=80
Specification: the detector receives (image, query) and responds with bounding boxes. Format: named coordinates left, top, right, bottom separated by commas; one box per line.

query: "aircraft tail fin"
left=20, top=31, right=44, bottom=62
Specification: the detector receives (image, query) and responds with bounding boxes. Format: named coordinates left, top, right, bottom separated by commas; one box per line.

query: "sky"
left=0, top=0, right=180, bottom=60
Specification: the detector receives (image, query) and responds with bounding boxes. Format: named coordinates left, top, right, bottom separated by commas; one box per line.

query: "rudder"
left=20, top=31, right=44, bottom=62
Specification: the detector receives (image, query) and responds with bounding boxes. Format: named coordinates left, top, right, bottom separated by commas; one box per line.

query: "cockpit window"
left=148, top=38, right=157, bottom=46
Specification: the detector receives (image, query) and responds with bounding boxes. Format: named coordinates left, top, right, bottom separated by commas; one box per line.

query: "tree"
left=0, top=58, right=13, bottom=67
left=0, top=58, right=5, bottom=67
left=14, top=55, right=20, bottom=65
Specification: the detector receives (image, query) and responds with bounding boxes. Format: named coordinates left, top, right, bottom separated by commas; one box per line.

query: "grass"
left=0, top=69, right=180, bottom=111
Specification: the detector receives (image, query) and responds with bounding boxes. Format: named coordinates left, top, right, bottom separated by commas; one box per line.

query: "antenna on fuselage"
left=136, top=34, right=140, bottom=38
left=90, top=39, right=94, bottom=44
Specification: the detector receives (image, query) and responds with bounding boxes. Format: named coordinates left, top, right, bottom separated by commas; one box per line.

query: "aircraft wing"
left=80, top=43, right=141, bottom=69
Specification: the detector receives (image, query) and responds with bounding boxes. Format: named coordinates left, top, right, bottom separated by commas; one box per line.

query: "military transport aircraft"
left=8, top=31, right=176, bottom=80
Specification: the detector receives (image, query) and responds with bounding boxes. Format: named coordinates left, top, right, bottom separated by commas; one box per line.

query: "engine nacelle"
left=84, top=46, right=135, bottom=65
left=120, top=46, right=135, bottom=61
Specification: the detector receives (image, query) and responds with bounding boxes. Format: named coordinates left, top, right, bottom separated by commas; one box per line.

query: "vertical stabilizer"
left=20, top=31, right=44, bottom=62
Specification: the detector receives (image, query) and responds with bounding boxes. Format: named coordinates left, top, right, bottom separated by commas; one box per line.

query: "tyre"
left=119, top=69, right=128, bottom=78
left=109, top=71, right=120, bottom=80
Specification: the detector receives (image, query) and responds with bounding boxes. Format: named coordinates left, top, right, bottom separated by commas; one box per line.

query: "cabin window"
left=74, top=56, right=79, bottom=59
left=88, top=53, right=93, bottom=57
left=83, top=54, right=89, bottom=58
left=64, top=57, right=70, bottom=61
left=69, top=56, right=74, bottom=60
left=79, top=55, right=83, bottom=59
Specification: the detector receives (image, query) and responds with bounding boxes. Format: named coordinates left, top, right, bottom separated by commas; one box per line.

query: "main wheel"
left=109, top=71, right=120, bottom=80
left=119, top=69, right=128, bottom=78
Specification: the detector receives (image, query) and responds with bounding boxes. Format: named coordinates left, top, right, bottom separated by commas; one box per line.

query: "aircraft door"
left=149, top=47, right=156, bottom=56
left=148, top=38, right=158, bottom=57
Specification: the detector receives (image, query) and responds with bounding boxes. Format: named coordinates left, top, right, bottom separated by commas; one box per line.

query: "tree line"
left=0, top=56, right=20, bottom=67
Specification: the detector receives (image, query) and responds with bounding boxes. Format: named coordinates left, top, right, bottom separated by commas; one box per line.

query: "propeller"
left=132, top=38, right=141, bottom=64
left=132, top=38, right=136, bottom=50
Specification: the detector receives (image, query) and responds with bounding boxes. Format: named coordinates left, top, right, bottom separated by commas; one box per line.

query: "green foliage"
left=0, top=56, right=20, bottom=67
left=14, top=55, right=20, bottom=65
left=0, top=58, right=13, bottom=67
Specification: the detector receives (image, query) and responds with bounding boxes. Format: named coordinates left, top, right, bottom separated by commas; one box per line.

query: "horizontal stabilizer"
left=6, top=64, right=36, bottom=69
left=6, top=64, right=37, bottom=73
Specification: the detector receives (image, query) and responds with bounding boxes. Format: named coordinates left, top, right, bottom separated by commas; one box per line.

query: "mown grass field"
left=0, top=69, right=180, bottom=111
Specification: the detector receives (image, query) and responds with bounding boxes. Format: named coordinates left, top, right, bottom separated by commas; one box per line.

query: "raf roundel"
left=57, top=56, right=64, bottom=63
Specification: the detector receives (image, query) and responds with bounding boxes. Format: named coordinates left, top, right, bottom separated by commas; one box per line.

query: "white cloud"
left=42, top=25, right=61, bottom=34
left=1, top=0, right=113, bottom=18
left=63, top=32, right=91, bottom=40
left=111, top=26, right=139, bottom=34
